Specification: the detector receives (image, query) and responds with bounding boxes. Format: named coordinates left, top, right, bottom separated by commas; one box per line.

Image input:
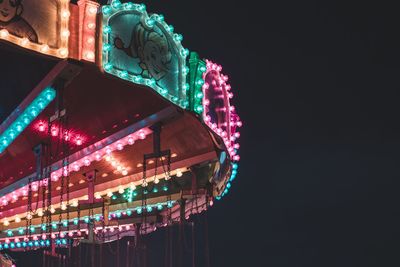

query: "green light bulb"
left=103, top=26, right=112, bottom=34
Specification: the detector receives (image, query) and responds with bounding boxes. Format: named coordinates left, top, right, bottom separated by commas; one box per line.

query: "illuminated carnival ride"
left=0, top=0, right=241, bottom=266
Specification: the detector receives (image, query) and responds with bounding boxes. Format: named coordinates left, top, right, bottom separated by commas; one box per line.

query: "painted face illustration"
left=0, top=0, right=21, bottom=23
left=140, top=32, right=171, bottom=80
left=114, top=24, right=172, bottom=81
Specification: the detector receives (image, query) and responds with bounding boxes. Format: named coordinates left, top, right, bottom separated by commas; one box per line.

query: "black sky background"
left=2, top=0, right=400, bottom=266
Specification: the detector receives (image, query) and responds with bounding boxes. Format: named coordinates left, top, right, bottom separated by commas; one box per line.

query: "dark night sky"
left=2, top=0, right=400, bottom=266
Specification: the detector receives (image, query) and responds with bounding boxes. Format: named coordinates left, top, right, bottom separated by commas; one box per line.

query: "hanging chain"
left=59, top=119, right=68, bottom=235
left=102, top=200, right=105, bottom=241
left=26, top=177, right=33, bottom=240
left=160, top=153, right=173, bottom=224
left=59, top=162, right=65, bottom=234
left=77, top=204, right=81, bottom=233
left=64, top=117, right=70, bottom=233
left=41, top=179, right=46, bottom=235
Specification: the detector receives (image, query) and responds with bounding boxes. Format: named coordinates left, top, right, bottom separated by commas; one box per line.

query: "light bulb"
left=20, top=37, right=29, bottom=46
left=38, top=122, right=45, bottom=132
left=76, top=137, right=83, bottom=146
left=127, top=136, right=135, bottom=145
left=85, top=51, right=95, bottom=60
left=0, top=29, right=9, bottom=38
left=40, top=44, right=49, bottom=53
left=88, top=6, right=97, bottom=14
left=83, top=158, right=90, bottom=166
left=61, top=10, right=70, bottom=19
left=61, top=30, right=70, bottom=38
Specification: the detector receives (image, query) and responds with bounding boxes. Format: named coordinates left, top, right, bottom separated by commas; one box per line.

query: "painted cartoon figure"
left=0, top=0, right=38, bottom=42
left=114, top=24, right=172, bottom=80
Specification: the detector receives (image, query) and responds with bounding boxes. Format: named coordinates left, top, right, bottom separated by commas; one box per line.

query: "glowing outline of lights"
left=0, top=0, right=70, bottom=58
left=188, top=52, right=207, bottom=114
left=0, top=166, right=187, bottom=226
left=101, top=0, right=190, bottom=109
left=0, top=87, right=56, bottom=154
left=0, top=200, right=177, bottom=244
left=78, top=0, right=99, bottom=62
left=202, top=60, right=242, bottom=162
left=0, top=128, right=150, bottom=218
left=0, top=128, right=187, bottom=224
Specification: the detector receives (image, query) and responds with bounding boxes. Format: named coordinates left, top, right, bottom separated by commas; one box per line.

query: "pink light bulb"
left=127, top=136, right=135, bottom=145
left=51, top=173, right=59, bottom=182
left=51, top=233, right=56, bottom=239
left=117, top=143, right=124, bottom=150
left=76, top=137, right=83, bottom=146
left=95, top=153, right=102, bottom=161
left=42, top=234, right=46, bottom=240
left=51, top=126, right=58, bottom=137
left=73, top=164, right=80, bottom=172
left=64, top=131, right=70, bottom=141
left=83, top=158, right=91, bottom=166
left=138, top=131, right=146, bottom=140
left=38, top=122, right=45, bottom=132
left=32, top=183, right=38, bottom=191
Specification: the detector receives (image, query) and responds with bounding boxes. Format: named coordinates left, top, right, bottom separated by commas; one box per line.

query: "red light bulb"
left=51, top=126, right=58, bottom=137
left=76, top=137, right=82, bottom=146
left=38, top=122, right=45, bottom=132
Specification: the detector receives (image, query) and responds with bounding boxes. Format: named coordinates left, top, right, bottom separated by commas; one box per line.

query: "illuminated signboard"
left=0, top=0, right=70, bottom=58
left=101, top=1, right=189, bottom=108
